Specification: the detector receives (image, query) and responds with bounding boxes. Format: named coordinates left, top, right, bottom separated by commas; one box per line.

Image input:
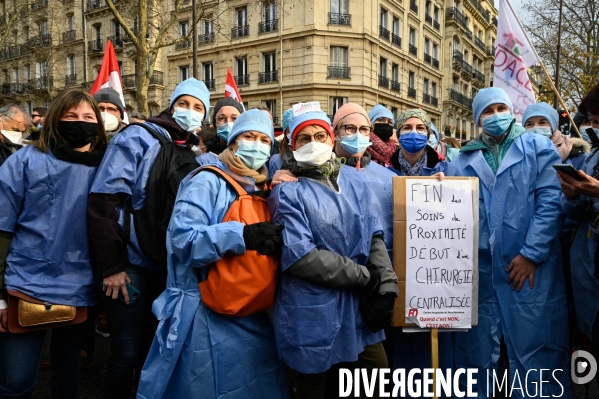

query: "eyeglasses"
left=399, top=124, right=428, bottom=134
left=295, top=132, right=330, bottom=146
left=1, top=114, right=27, bottom=132
left=340, top=124, right=372, bottom=136
left=98, top=106, right=120, bottom=114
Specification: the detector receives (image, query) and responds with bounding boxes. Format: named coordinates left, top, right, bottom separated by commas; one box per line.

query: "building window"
left=68, top=15, right=75, bottom=31
left=263, top=2, right=276, bottom=22
left=329, top=46, right=349, bottom=78
left=392, top=63, right=399, bottom=81
left=409, top=28, right=416, bottom=46
left=262, top=100, right=276, bottom=120
left=94, top=24, right=101, bottom=40
left=425, top=0, right=431, bottom=16
left=260, top=52, right=277, bottom=82
left=424, top=37, right=430, bottom=55
left=330, top=97, right=348, bottom=116
left=379, top=57, right=387, bottom=77
left=433, top=43, right=439, bottom=59
left=179, top=20, right=189, bottom=37
left=408, top=71, right=415, bottom=88
left=236, top=7, right=248, bottom=27
left=432, top=82, right=437, bottom=98
left=235, top=57, right=249, bottom=85
left=202, top=62, right=214, bottom=89
left=11, top=67, right=18, bottom=83
left=201, top=16, right=213, bottom=35
left=67, top=55, right=76, bottom=76
left=380, top=8, right=388, bottom=29
left=36, top=60, right=47, bottom=77
left=24, top=65, right=30, bottom=81
left=331, top=0, right=349, bottom=14
left=179, top=66, right=189, bottom=82
left=25, top=101, right=32, bottom=115
left=424, top=78, right=429, bottom=94
left=40, top=20, right=49, bottom=36
left=434, top=6, right=439, bottom=22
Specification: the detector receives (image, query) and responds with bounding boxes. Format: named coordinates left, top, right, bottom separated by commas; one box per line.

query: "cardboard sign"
left=393, top=176, right=479, bottom=329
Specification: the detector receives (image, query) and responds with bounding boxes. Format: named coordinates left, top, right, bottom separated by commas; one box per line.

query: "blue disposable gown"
left=268, top=154, right=283, bottom=180
left=196, top=151, right=219, bottom=166
left=136, top=161, right=288, bottom=399
left=0, top=146, right=98, bottom=306
left=447, top=133, right=571, bottom=398
left=561, top=149, right=599, bottom=339
left=90, top=122, right=173, bottom=270
left=268, top=169, right=386, bottom=374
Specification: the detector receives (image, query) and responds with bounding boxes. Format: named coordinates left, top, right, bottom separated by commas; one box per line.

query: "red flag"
left=224, top=67, right=245, bottom=109
left=90, top=39, right=129, bottom=123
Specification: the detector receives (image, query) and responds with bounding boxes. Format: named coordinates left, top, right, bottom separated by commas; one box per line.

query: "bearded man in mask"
left=93, top=87, right=126, bottom=136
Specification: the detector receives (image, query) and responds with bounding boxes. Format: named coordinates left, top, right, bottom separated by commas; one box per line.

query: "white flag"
left=493, top=0, right=540, bottom=122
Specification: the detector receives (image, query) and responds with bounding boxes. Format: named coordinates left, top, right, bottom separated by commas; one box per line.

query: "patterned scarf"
left=367, top=133, right=396, bottom=166
left=397, top=149, right=427, bottom=176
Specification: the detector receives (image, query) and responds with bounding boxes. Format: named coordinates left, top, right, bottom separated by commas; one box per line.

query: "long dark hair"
left=34, top=89, right=107, bottom=152
left=579, top=83, right=599, bottom=117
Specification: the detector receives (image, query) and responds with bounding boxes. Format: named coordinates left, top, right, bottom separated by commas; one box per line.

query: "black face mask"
left=373, top=123, right=394, bottom=141
left=58, top=121, right=99, bottom=148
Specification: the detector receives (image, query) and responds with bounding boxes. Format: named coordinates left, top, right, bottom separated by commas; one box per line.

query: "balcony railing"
left=408, top=87, right=417, bottom=98
left=474, top=70, right=485, bottom=84
left=423, top=93, right=431, bottom=104
left=474, top=36, right=485, bottom=51
left=425, top=14, right=432, bottom=24
left=198, top=33, right=215, bottom=45
left=29, top=76, right=53, bottom=91
left=486, top=45, right=496, bottom=56
left=492, top=17, right=498, bottom=27
left=88, top=38, right=103, bottom=52
left=465, top=28, right=473, bottom=40
left=466, top=0, right=491, bottom=22
left=392, top=33, right=401, bottom=47
left=328, top=66, right=350, bottom=79
left=391, top=80, right=400, bottom=92
left=259, top=19, right=278, bottom=33
left=424, top=53, right=431, bottom=64
left=203, top=79, right=215, bottom=90
left=462, top=61, right=474, bottom=76
left=453, top=50, right=463, bottom=64
left=175, top=40, right=191, bottom=50
left=433, top=20, right=440, bottom=31
left=379, top=26, right=390, bottom=41
left=410, top=1, right=418, bottom=14
left=1, top=84, right=11, bottom=95
left=62, top=30, right=76, bottom=43
left=65, top=73, right=77, bottom=85
left=446, top=7, right=468, bottom=30
left=450, top=89, right=473, bottom=109
left=27, top=34, right=51, bottom=47
left=231, top=25, right=249, bottom=39
left=235, top=74, right=249, bottom=86
left=432, top=58, right=439, bottom=69
left=123, top=74, right=135, bottom=88
left=378, top=75, right=389, bottom=88
left=108, top=34, right=124, bottom=48
left=31, top=0, right=48, bottom=10
left=150, top=70, right=163, bottom=85
left=431, top=96, right=438, bottom=107
left=329, top=12, right=351, bottom=26
left=259, top=70, right=278, bottom=83
left=409, top=44, right=417, bottom=56
left=86, top=0, right=103, bottom=11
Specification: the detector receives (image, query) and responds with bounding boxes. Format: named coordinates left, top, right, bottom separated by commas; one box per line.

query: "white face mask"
left=1, top=130, right=22, bottom=145
left=293, top=142, right=333, bottom=167
left=101, top=111, right=119, bottom=132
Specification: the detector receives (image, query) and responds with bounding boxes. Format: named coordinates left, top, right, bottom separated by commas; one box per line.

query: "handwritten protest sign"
left=393, top=177, right=479, bottom=329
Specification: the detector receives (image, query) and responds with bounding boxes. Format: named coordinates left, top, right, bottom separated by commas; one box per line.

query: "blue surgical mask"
left=235, top=140, right=271, bottom=170
left=481, top=112, right=513, bottom=136
left=400, top=132, right=428, bottom=154
left=217, top=122, right=234, bottom=142
left=526, top=126, right=553, bottom=138
left=37, top=124, right=42, bottom=130
left=172, top=107, right=204, bottom=132
left=427, top=134, right=438, bottom=149
left=340, top=132, right=372, bottom=155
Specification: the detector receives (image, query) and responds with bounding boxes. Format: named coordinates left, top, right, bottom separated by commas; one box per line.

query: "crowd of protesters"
left=0, top=79, right=599, bottom=399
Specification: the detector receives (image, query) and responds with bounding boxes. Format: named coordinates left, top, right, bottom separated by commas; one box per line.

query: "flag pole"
left=504, top=0, right=581, bottom=138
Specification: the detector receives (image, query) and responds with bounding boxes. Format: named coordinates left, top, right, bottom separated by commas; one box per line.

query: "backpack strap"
left=191, top=165, right=249, bottom=197
left=125, top=122, right=170, bottom=146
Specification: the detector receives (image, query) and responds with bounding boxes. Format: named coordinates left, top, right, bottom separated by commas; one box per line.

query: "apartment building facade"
left=440, top=0, right=498, bottom=140
left=0, top=0, right=496, bottom=130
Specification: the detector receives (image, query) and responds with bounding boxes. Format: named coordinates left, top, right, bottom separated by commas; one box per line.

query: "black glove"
left=362, top=267, right=382, bottom=293
left=243, top=222, right=284, bottom=255
left=359, top=292, right=396, bottom=332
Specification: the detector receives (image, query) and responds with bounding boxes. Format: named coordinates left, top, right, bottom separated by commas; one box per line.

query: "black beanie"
left=93, top=87, right=125, bottom=119
left=211, top=97, right=244, bottom=126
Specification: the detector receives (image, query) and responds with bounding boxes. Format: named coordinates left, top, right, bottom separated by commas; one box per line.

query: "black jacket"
left=0, top=138, right=23, bottom=167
